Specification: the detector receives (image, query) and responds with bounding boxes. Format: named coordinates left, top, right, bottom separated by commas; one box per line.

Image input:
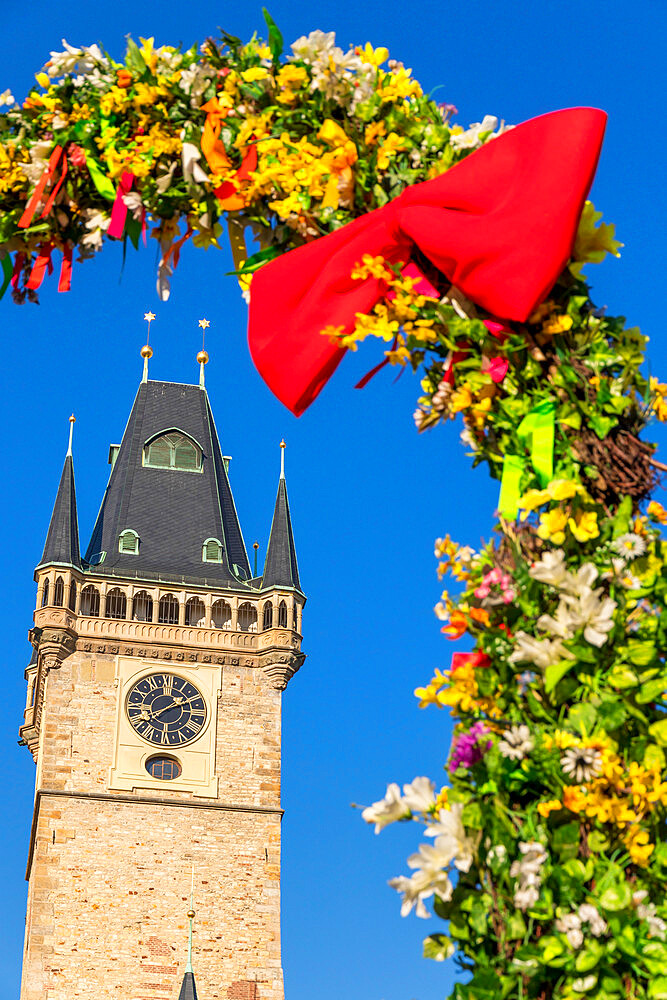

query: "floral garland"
left=5, top=16, right=667, bottom=1000
left=358, top=227, right=667, bottom=996
left=0, top=15, right=490, bottom=301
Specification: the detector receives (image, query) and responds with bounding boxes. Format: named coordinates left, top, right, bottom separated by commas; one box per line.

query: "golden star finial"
left=198, top=318, right=210, bottom=330
left=144, top=311, right=156, bottom=323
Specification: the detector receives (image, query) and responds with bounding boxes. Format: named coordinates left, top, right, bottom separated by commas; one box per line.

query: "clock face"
left=126, top=673, right=207, bottom=747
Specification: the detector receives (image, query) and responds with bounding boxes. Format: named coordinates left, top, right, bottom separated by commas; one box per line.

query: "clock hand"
left=148, top=695, right=187, bottom=721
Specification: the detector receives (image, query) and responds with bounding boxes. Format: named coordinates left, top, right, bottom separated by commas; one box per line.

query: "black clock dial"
left=126, top=673, right=207, bottom=747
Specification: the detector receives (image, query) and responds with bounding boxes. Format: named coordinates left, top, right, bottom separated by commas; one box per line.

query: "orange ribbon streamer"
left=215, top=142, right=258, bottom=211
left=200, top=97, right=233, bottom=175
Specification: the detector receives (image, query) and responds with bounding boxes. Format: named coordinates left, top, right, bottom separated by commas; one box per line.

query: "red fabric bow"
left=247, top=107, right=607, bottom=416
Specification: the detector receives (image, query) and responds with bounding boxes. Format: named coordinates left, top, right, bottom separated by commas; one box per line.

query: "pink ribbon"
left=108, top=171, right=136, bottom=239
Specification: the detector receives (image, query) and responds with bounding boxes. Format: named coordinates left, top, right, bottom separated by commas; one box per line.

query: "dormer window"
left=119, top=529, right=139, bottom=555
left=202, top=537, right=223, bottom=563
left=143, top=431, right=202, bottom=472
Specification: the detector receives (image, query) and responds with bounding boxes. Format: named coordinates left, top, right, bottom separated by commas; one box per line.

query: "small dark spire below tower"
left=37, top=416, right=81, bottom=571
left=178, top=971, right=198, bottom=1000
left=262, top=442, right=301, bottom=591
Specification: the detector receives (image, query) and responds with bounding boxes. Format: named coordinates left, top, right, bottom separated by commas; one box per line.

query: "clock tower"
left=19, top=348, right=305, bottom=1000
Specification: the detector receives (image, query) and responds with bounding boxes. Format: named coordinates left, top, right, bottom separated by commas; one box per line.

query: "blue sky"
left=0, top=2, right=665, bottom=998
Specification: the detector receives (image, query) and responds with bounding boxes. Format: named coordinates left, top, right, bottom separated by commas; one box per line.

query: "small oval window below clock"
left=145, top=755, right=182, bottom=781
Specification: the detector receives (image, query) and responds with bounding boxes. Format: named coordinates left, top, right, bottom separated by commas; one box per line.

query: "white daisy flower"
left=498, top=724, right=534, bottom=761
left=561, top=746, right=602, bottom=784
left=611, top=533, right=646, bottom=560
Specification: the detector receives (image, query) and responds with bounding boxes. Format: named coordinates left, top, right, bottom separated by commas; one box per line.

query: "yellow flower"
left=275, top=64, right=308, bottom=105
left=241, top=66, right=270, bottom=83
left=357, top=42, right=389, bottom=66
left=568, top=510, right=599, bottom=543
left=99, top=86, right=130, bottom=117
left=537, top=509, right=568, bottom=545
left=321, top=324, right=345, bottom=344
left=351, top=253, right=393, bottom=283
left=562, top=785, right=587, bottom=813
left=648, top=500, right=667, bottom=525
left=376, top=131, right=405, bottom=170
left=570, top=200, right=622, bottom=277
left=518, top=488, right=551, bottom=518
left=414, top=668, right=447, bottom=708
left=542, top=314, right=573, bottom=335
left=450, top=384, right=473, bottom=413
left=434, top=787, right=449, bottom=812
left=537, top=800, right=562, bottom=818
left=378, top=66, right=422, bottom=103
left=548, top=479, right=581, bottom=501
left=364, top=121, right=387, bottom=146
left=624, top=826, right=654, bottom=867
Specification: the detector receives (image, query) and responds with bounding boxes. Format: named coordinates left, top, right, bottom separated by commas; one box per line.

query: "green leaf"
left=462, top=801, right=483, bottom=829
left=638, top=675, right=667, bottom=704
left=86, top=157, right=116, bottom=201
left=539, top=935, right=567, bottom=965
left=575, top=939, right=604, bottom=972
left=233, top=246, right=281, bottom=275
left=626, top=639, right=657, bottom=666
left=648, top=976, right=667, bottom=999
left=650, top=718, right=667, bottom=746
left=505, top=911, right=527, bottom=940
left=613, top=495, right=633, bottom=536
left=599, top=881, right=632, bottom=912
left=262, top=8, right=283, bottom=62
left=423, top=933, right=455, bottom=961
left=545, top=658, right=576, bottom=695
left=125, top=36, right=148, bottom=76
left=568, top=702, right=597, bottom=735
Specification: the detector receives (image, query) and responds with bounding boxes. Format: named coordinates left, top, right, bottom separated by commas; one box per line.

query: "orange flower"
left=116, top=68, right=133, bottom=88
left=537, top=799, right=562, bottom=818
left=469, top=607, right=491, bottom=627
left=562, top=785, right=587, bottom=813
left=441, top=610, right=467, bottom=639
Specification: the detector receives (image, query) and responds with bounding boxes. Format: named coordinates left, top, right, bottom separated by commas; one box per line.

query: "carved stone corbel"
left=20, top=625, right=78, bottom=760
left=260, top=651, right=306, bottom=691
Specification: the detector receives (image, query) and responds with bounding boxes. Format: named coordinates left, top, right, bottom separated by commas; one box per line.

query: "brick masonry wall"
left=20, top=651, right=284, bottom=1000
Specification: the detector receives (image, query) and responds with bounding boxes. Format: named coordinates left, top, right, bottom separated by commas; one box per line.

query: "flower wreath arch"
left=4, top=15, right=667, bottom=1000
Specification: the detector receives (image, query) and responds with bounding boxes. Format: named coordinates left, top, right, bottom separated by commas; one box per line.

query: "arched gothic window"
left=106, top=588, right=127, bottom=620
left=69, top=580, right=77, bottom=612
left=133, top=591, right=153, bottom=622
left=263, top=602, right=273, bottom=630
left=212, top=600, right=231, bottom=629
left=238, top=602, right=258, bottom=633
left=278, top=600, right=288, bottom=628
left=53, top=576, right=64, bottom=607
left=185, top=597, right=206, bottom=626
left=41, top=579, right=50, bottom=607
left=144, top=431, right=202, bottom=472
left=158, top=594, right=179, bottom=625
left=80, top=585, right=100, bottom=616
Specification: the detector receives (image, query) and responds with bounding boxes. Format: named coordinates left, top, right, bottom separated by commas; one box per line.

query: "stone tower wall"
left=20, top=646, right=286, bottom=1000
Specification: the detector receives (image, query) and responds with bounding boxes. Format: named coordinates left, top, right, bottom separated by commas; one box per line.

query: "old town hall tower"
left=19, top=346, right=305, bottom=1000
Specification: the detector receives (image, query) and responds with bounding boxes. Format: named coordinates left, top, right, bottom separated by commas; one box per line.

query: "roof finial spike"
left=67, top=414, right=76, bottom=457
left=280, top=439, right=286, bottom=480
left=197, top=319, right=210, bottom=388
left=185, top=863, right=195, bottom=974
left=141, top=312, right=155, bottom=383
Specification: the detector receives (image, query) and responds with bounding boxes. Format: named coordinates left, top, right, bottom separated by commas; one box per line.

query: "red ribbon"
left=26, top=245, right=54, bottom=290
left=247, top=108, right=607, bottom=416
left=108, top=170, right=136, bottom=239
left=58, top=245, right=73, bottom=292
left=18, top=145, right=65, bottom=229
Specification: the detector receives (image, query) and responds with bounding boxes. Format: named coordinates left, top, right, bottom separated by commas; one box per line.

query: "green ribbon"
left=0, top=253, right=12, bottom=301
left=498, top=399, right=556, bottom=519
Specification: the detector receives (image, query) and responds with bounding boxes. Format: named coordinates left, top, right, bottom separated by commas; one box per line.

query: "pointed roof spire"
left=262, top=441, right=301, bottom=591
left=142, top=311, right=155, bottom=383
left=37, top=416, right=81, bottom=571
left=178, top=868, right=199, bottom=1000
left=198, top=319, right=210, bottom=388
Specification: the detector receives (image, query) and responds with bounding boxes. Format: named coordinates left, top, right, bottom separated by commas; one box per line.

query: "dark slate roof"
left=178, top=972, right=198, bottom=1000
left=84, top=381, right=251, bottom=587
left=37, top=454, right=81, bottom=571
left=262, top=477, right=301, bottom=591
